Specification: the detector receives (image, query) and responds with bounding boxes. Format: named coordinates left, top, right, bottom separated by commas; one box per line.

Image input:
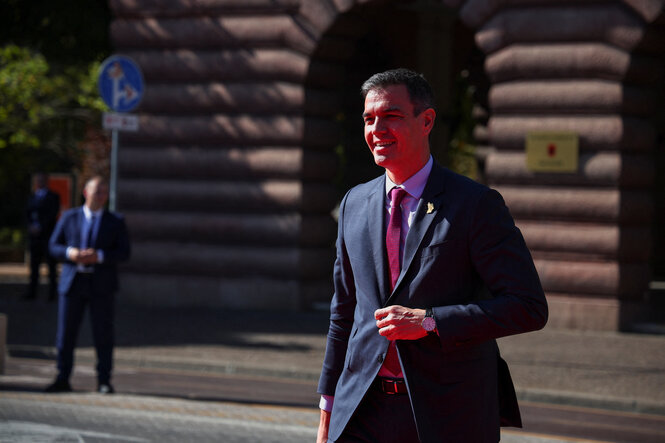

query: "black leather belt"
left=377, top=377, right=408, bottom=395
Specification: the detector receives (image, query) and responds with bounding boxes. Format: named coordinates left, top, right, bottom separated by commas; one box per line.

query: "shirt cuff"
left=319, top=395, right=334, bottom=412
left=97, top=250, right=104, bottom=263
left=66, top=247, right=73, bottom=260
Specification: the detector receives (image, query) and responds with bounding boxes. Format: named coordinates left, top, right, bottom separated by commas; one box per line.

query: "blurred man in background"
left=46, top=176, right=130, bottom=394
left=24, top=172, right=60, bottom=301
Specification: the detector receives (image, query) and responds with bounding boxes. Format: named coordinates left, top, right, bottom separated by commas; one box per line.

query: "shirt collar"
left=385, top=155, right=433, bottom=200
left=83, top=205, right=103, bottom=219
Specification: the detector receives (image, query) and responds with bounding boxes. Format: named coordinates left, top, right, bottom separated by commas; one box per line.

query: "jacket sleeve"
left=48, top=212, right=72, bottom=262
left=434, top=188, right=548, bottom=351
left=317, top=191, right=357, bottom=396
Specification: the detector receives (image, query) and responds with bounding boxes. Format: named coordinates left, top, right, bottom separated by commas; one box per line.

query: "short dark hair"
left=360, top=68, right=435, bottom=115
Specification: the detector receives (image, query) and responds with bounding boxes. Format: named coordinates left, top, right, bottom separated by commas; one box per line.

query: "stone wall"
left=109, top=0, right=341, bottom=309
left=447, top=0, right=665, bottom=329
left=109, top=0, right=664, bottom=329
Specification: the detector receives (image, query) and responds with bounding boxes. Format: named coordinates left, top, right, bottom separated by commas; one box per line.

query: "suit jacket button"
left=377, top=354, right=384, bottom=363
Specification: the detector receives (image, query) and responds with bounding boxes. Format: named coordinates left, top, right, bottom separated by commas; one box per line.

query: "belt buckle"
left=381, top=378, right=402, bottom=395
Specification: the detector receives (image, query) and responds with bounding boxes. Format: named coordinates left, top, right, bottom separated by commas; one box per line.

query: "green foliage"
left=0, top=45, right=107, bottom=152
left=0, top=0, right=111, bottom=237
left=0, top=227, right=23, bottom=248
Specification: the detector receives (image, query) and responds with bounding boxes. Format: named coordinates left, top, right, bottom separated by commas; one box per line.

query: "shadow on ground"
left=1, top=283, right=330, bottom=353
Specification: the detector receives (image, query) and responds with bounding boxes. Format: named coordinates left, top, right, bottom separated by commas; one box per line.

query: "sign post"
left=98, top=55, right=144, bottom=211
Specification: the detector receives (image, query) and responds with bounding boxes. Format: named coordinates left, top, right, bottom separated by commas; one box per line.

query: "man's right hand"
left=68, top=248, right=98, bottom=265
left=317, top=409, right=331, bottom=443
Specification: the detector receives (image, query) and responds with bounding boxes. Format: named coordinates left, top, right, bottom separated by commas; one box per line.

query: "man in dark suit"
left=46, top=176, right=130, bottom=394
left=317, top=69, right=548, bottom=443
left=25, top=172, right=60, bottom=300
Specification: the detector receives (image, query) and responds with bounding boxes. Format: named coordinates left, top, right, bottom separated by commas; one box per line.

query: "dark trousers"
left=28, top=236, right=57, bottom=297
left=56, top=274, right=115, bottom=384
left=336, top=379, right=420, bottom=443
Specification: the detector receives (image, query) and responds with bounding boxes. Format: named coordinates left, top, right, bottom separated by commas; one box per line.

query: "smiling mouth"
left=373, top=141, right=395, bottom=149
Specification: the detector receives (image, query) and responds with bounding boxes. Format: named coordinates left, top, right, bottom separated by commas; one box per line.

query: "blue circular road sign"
left=98, top=55, right=144, bottom=112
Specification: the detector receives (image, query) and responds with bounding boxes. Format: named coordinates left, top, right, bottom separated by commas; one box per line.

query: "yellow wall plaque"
left=525, top=131, right=579, bottom=172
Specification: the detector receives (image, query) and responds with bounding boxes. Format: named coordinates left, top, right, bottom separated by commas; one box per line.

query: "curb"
left=518, top=388, right=665, bottom=417
left=10, top=345, right=664, bottom=417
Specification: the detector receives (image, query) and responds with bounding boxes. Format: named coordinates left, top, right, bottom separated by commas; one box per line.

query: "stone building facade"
left=109, top=0, right=664, bottom=330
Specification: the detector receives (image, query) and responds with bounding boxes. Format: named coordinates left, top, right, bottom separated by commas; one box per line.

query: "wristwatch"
left=422, top=308, right=436, bottom=333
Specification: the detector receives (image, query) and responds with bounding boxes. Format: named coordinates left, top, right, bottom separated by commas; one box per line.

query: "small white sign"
left=103, top=112, right=139, bottom=132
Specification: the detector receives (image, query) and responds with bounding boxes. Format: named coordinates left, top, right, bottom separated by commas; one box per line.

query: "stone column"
left=450, top=0, right=665, bottom=330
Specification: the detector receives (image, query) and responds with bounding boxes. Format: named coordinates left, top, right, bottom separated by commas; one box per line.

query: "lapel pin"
left=427, top=202, right=434, bottom=214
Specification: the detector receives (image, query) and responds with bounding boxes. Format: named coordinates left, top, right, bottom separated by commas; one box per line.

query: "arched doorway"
left=305, top=0, right=485, bottom=194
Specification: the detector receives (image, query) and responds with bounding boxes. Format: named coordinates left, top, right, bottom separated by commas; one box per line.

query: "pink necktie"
left=386, top=188, right=407, bottom=290
left=384, top=187, right=407, bottom=376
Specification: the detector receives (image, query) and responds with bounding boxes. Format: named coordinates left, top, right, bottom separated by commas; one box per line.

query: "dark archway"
left=304, top=0, right=485, bottom=195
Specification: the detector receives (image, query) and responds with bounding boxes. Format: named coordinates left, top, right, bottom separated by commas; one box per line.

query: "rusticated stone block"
left=544, top=293, right=645, bottom=331
left=140, top=82, right=340, bottom=117
left=119, top=272, right=302, bottom=309
left=297, top=0, right=341, bottom=37
left=110, top=0, right=300, bottom=17
left=118, top=179, right=338, bottom=213
left=120, top=147, right=338, bottom=181
left=460, top=1, right=665, bottom=31
left=141, top=82, right=306, bottom=114
left=488, top=116, right=655, bottom=151
left=485, top=44, right=663, bottom=85
left=331, top=0, right=357, bottom=14
left=485, top=151, right=655, bottom=188
left=125, top=211, right=336, bottom=247
left=473, top=124, right=489, bottom=145
left=126, top=241, right=333, bottom=279
left=534, top=259, right=651, bottom=299
left=112, top=16, right=316, bottom=54
left=518, top=221, right=651, bottom=262
left=476, top=5, right=645, bottom=54
left=490, top=80, right=656, bottom=115
left=622, top=0, right=665, bottom=22
left=495, top=186, right=653, bottom=223
left=121, top=115, right=338, bottom=149
left=125, top=49, right=310, bottom=83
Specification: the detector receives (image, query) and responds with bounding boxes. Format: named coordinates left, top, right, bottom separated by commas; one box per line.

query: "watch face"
left=422, top=316, right=436, bottom=332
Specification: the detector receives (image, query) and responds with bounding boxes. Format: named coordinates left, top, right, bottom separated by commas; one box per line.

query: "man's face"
left=363, top=84, right=434, bottom=183
left=84, top=179, right=109, bottom=211
left=34, top=174, right=47, bottom=190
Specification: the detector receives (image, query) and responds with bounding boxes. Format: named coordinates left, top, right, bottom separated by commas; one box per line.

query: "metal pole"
left=110, top=128, right=118, bottom=212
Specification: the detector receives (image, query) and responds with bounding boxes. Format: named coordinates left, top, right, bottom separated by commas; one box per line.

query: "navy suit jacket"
left=318, top=163, right=548, bottom=442
left=26, top=189, right=60, bottom=240
left=49, top=206, right=131, bottom=296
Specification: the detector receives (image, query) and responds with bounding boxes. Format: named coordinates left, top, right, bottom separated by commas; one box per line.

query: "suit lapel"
left=75, top=208, right=85, bottom=248
left=94, top=210, right=110, bottom=247
left=366, top=177, right=390, bottom=305
left=385, top=163, right=448, bottom=306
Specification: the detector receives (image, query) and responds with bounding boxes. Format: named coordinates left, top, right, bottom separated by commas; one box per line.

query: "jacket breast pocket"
left=420, top=239, right=462, bottom=259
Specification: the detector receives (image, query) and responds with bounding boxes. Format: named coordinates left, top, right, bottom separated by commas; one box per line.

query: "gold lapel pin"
left=427, top=202, right=434, bottom=214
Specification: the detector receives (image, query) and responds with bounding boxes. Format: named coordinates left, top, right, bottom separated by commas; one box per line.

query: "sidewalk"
left=1, top=263, right=664, bottom=417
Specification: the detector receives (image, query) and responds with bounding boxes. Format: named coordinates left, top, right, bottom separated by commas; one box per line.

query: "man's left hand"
left=78, top=248, right=99, bottom=265
left=375, top=305, right=428, bottom=340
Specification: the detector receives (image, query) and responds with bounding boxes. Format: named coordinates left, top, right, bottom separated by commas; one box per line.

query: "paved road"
left=1, top=392, right=319, bottom=442
left=0, top=390, right=643, bottom=443
left=2, top=357, right=664, bottom=442
left=1, top=272, right=664, bottom=442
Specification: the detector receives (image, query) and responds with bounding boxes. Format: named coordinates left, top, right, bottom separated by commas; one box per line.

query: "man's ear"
left=421, top=108, right=436, bottom=135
